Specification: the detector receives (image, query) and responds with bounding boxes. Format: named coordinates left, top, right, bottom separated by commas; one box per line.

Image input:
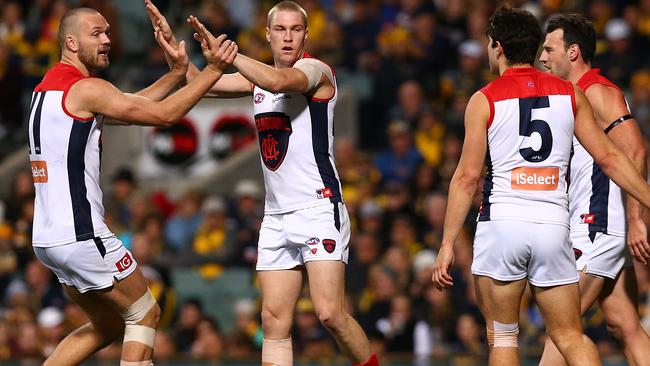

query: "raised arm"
left=144, top=0, right=252, bottom=97
left=586, top=84, right=649, bottom=264
left=574, top=85, right=650, bottom=213
left=432, top=91, right=489, bottom=290
left=68, top=25, right=237, bottom=127
left=134, top=29, right=189, bottom=101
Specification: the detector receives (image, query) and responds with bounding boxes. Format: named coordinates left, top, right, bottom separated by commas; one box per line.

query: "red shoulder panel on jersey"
left=481, top=67, right=575, bottom=102
left=35, top=63, right=86, bottom=92
left=576, top=68, right=620, bottom=93
left=35, top=63, right=93, bottom=122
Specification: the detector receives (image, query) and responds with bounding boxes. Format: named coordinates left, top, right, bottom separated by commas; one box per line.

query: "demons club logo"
left=255, top=112, right=292, bottom=171
left=323, top=239, right=336, bottom=254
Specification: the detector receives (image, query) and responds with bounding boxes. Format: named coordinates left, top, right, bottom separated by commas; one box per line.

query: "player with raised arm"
left=538, top=14, right=650, bottom=366
left=143, top=1, right=379, bottom=365
left=432, top=6, right=650, bottom=366
left=30, top=7, right=236, bottom=366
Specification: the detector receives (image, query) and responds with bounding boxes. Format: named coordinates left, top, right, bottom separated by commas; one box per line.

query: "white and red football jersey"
left=252, top=53, right=343, bottom=214
left=29, top=63, right=112, bottom=247
left=478, top=67, right=576, bottom=226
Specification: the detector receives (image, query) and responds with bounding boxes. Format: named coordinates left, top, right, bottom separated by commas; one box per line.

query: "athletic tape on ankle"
left=486, top=321, right=519, bottom=348
left=262, top=337, right=292, bottom=366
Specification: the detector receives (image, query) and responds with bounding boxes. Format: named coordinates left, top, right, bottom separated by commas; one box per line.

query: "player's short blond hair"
left=267, top=1, right=307, bottom=28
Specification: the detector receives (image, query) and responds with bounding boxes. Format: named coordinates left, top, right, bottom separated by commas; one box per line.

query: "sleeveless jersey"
left=252, top=53, right=343, bottom=214
left=569, top=68, right=627, bottom=236
left=478, top=67, right=576, bottom=226
left=29, top=63, right=112, bottom=247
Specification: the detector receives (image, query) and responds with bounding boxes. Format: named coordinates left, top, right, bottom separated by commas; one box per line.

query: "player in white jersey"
left=538, top=14, right=650, bottom=366
left=431, top=6, right=650, bottom=366
left=145, top=1, right=378, bottom=365
left=30, top=7, right=236, bottom=366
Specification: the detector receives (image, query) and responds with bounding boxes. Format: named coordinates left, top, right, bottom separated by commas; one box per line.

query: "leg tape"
left=120, top=289, right=156, bottom=325
left=120, top=361, right=153, bottom=366
left=121, top=289, right=157, bottom=347
left=262, top=337, right=293, bottom=366
left=123, top=324, right=156, bottom=348
left=486, top=321, right=519, bottom=348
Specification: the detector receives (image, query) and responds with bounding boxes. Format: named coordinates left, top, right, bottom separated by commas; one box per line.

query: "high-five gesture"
left=186, top=15, right=237, bottom=72
left=145, top=0, right=176, bottom=46
left=153, top=26, right=187, bottom=75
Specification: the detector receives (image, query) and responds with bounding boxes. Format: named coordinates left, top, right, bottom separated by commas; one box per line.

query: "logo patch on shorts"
left=580, top=213, right=596, bottom=224
left=323, top=239, right=336, bottom=253
left=511, top=166, right=559, bottom=191
left=573, top=248, right=583, bottom=261
left=311, top=248, right=318, bottom=254
left=115, top=252, right=133, bottom=272
left=305, top=237, right=320, bottom=246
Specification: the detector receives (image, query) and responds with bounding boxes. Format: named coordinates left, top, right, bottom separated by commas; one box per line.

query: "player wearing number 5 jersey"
left=432, top=6, right=650, bottom=366
left=538, top=14, right=650, bottom=366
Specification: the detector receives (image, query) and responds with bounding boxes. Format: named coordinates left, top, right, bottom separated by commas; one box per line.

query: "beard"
left=78, top=46, right=109, bottom=72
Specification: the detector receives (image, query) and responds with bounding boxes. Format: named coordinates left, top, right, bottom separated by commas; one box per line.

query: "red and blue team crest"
left=254, top=93, right=265, bottom=104
left=323, top=239, right=336, bottom=253
left=255, top=112, right=292, bottom=171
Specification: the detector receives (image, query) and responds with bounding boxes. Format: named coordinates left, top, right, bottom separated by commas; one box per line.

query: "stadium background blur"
left=0, top=0, right=648, bottom=365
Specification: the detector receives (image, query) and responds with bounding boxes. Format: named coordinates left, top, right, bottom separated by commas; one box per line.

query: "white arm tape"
left=294, top=58, right=328, bottom=92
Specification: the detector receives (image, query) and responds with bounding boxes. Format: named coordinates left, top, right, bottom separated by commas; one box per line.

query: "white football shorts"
left=572, top=230, right=631, bottom=280
left=34, top=235, right=138, bottom=293
left=472, top=220, right=579, bottom=287
left=256, top=202, right=350, bottom=270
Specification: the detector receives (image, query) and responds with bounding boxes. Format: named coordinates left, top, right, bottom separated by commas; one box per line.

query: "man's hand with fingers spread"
left=145, top=0, right=176, bottom=45
left=187, top=15, right=238, bottom=72
left=153, top=26, right=188, bottom=75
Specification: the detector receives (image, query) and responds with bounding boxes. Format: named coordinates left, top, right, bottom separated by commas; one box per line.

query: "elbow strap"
left=604, top=114, right=633, bottom=134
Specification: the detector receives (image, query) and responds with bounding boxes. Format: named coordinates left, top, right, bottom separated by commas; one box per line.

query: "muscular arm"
left=432, top=91, right=488, bottom=289
left=441, top=92, right=488, bottom=247
left=574, top=85, right=650, bottom=209
left=586, top=84, right=649, bottom=263
left=68, top=67, right=225, bottom=127
left=134, top=67, right=186, bottom=102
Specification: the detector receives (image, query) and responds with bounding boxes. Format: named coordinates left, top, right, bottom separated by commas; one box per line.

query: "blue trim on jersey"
left=67, top=119, right=94, bottom=241
left=478, top=151, right=493, bottom=221
left=32, top=92, right=46, bottom=155
left=588, top=162, right=609, bottom=233
left=308, top=99, right=342, bottom=204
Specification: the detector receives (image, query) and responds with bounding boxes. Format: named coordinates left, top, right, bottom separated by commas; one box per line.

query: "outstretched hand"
left=153, top=26, right=188, bottom=73
left=145, top=0, right=176, bottom=45
left=187, top=15, right=238, bottom=72
left=431, top=245, right=455, bottom=290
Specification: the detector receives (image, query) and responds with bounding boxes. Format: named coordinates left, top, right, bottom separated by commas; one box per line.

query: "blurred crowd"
left=0, top=0, right=649, bottom=363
